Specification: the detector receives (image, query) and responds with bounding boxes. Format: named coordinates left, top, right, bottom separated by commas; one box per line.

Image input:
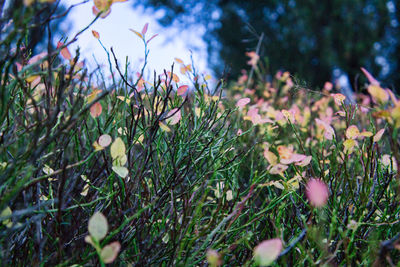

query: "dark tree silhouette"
left=133, top=0, right=399, bottom=91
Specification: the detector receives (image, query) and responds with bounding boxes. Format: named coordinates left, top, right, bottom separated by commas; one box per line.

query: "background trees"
left=134, top=0, right=399, bottom=91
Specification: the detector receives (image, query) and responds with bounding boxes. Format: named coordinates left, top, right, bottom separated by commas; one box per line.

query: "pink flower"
left=306, top=178, right=329, bottom=207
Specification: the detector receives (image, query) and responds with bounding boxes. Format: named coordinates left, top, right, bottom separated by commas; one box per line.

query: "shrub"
left=0, top=1, right=399, bottom=266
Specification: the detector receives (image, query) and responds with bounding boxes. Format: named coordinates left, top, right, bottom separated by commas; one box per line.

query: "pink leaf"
left=253, top=239, right=282, bottom=266
left=177, top=85, right=188, bottom=96
left=324, top=81, right=333, bottom=91
left=306, top=178, right=329, bottom=207
left=141, top=23, right=149, bottom=35
left=146, top=34, right=158, bottom=44
left=90, top=102, right=102, bottom=118
left=280, top=154, right=307, bottom=165
left=373, top=128, right=385, bottom=142
left=28, top=52, right=47, bottom=65
left=247, top=108, right=259, bottom=117
left=295, top=155, right=312, bottom=167
left=268, top=164, right=288, bottom=175
left=57, top=42, right=72, bottom=60
left=315, top=118, right=335, bottom=140
left=167, top=108, right=181, bottom=125
left=236, top=97, right=250, bottom=108
left=361, top=67, right=380, bottom=86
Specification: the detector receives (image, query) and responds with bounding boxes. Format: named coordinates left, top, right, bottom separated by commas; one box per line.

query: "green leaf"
left=88, top=212, right=108, bottom=241
left=0, top=206, right=12, bottom=227
left=110, top=137, right=126, bottom=159
left=112, top=166, right=129, bottom=178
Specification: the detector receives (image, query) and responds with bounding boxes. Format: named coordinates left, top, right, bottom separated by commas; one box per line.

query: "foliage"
left=0, top=1, right=400, bottom=266
left=133, top=0, right=400, bottom=91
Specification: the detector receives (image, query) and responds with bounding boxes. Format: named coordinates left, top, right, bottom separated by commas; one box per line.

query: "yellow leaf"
left=0, top=162, right=7, bottom=170
left=281, top=109, right=291, bottom=120
left=391, top=104, right=400, bottom=127
left=277, top=145, right=293, bottom=160
left=336, top=111, right=346, bottom=117
left=101, top=241, right=121, bottom=264
left=129, top=29, right=143, bottom=39
left=110, top=137, right=126, bottom=159
left=162, top=233, right=169, bottom=243
left=24, top=0, right=35, bottom=6
left=42, top=165, right=54, bottom=175
left=343, top=139, right=358, bottom=154
left=81, top=174, right=89, bottom=183
left=268, top=164, right=288, bottom=175
left=345, top=125, right=360, bottom=139
left=180, top=64, right=192, bottom=75
left=94, top=0, right=111, bottom=11
left=25, top=75, right=40, bottom=83
left=159, top=122, right=171, bottom=132
left=117, top=96, right=131, bottom=104
left=117, top=127, right=128, bottom=135
left=211, top=96, right=219, bottom=102
left=113, top=154, right=127, bottom=166
left=331, top=93, right=346, bottom=106
left=263, top=149, right=278, bottom=165
left=167, top=71, right=180, bottom=83
left=92, top=5, right=111, bottom=18
left=359, top=131, right=373, bottom=137
left=92, top=30, right=100, bottom=39
left=226, top=190, right=233, bottom=201
left=93, top=141, right=105, bottom=151
left=368, top=85, right=389, bottom=104
left=174, top=58, right=184, bottom=64
left=207, top=249, right=222, bottom=267
left=134, top=134, right=144, bottom=144
left=195, top=107, right=201, bottom=117
left=86, top=89, right=102, bottom=103
left=272, top=181, right=285, bottom=190
left=81, top=183, right=90, bottom=196
left=286, top=177, right=300, bottom=190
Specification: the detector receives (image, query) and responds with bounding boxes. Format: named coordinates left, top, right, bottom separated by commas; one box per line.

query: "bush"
left=0, top=1, right=399, bottom=266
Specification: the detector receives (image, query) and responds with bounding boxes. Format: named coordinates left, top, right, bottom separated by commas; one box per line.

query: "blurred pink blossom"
left=306, top=178, right=329, bottom=207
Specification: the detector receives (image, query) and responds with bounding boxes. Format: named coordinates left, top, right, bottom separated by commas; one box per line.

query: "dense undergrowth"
left=0, top=1, right=400, bottom=266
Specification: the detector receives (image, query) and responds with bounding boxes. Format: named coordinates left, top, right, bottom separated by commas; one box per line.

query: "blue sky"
left=61, top=0, right=209, bottom=79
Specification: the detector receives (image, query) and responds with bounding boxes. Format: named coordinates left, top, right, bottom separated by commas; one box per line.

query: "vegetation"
left=134, top=0, right=399, bottom=91
left=0, top=1, right=400, bottom=266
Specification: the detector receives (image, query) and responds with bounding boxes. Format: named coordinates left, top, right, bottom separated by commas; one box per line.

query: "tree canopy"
left=134, top=0, right=399, bottom=91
